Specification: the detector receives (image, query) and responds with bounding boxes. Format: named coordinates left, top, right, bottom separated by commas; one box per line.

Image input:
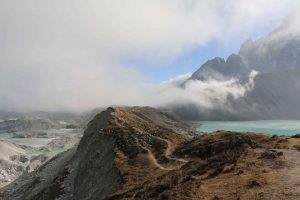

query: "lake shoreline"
left=197, top=120, right=300, bottom=136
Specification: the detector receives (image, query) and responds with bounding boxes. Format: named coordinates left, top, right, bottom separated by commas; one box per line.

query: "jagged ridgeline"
left=169, top=24, right=300, bottom=120
left=1, top=107, right=299, bottom=199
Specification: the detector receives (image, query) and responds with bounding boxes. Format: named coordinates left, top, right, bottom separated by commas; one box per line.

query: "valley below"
left=0, top=117, right=83, bottom=188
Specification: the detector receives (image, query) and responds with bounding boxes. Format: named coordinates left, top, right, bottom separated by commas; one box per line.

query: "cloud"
left=270, top=9, right=300, bottom=39
left=0, top=0, right=299, bottom=112
left=148, top=70, right=259, bottom=110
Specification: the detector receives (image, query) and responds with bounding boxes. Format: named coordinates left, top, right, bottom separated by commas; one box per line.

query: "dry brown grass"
left=100, top=108, right=300, bottom=199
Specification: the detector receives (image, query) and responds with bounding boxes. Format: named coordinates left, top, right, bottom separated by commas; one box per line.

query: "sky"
left=1, top=0, right=300, bottom=112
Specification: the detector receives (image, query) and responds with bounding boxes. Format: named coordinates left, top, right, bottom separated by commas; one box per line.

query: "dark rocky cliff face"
left=239, top=37, right=300, bottom=73
left=171, top=24, right=300, bottom=120
left=190, top=54, right=249, bottom=81
left=74, top=108, right=122, bottom=200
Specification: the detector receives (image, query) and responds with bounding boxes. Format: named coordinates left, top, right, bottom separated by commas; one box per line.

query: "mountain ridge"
left=1, top=107, right=300, bottom=199
left=171, top=22, right=300, bottom=120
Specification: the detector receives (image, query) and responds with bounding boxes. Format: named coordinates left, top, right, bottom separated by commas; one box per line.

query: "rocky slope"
left=1, top=107, right=299, bottom=200
left=0, top=135, right=80, bottom=189
left=0, top=140, right=51, bottom=188
left=0, top=110, right=83, bottom=134
left=0, top=140, right=30, bottom=188
left=0, top=118, right=62, bottom=134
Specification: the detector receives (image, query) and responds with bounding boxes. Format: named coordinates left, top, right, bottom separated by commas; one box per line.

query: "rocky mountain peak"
left=173, top=20, right=300, bottom=120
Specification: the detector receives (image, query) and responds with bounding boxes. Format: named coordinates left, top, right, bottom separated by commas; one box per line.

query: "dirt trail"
left=275, top=149, right=300, bottom=197
left=154, top=136, right=188, bottom=163
left=135, top=136, right=188, bottom=171
left=135, top=138, right=171, bottom=170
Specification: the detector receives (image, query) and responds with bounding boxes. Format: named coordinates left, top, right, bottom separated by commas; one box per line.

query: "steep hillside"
left=1, top=107, right=300, bottom=199
left=0, top=140, right=29, bottom=188
left=0, top=140, right=51, bottom=188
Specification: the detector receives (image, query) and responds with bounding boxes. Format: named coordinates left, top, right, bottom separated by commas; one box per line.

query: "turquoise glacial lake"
left=197, top=120, right=300, bottom=136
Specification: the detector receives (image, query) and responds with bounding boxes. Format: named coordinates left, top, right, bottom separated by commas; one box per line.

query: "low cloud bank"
left=149, top=70, right=259, bottom=110
left=0, top=1, right=298, bottom=112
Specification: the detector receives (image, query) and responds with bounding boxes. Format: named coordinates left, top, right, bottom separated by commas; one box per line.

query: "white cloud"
left=0, top=0, right=299, bottom=111
left=148, top=70, right=259, bottom=109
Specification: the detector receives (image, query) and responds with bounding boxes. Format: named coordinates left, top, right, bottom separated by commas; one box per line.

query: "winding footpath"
left=135, top=136, right=188, bottom=171
left=154, top=136, right=188, bottom=163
